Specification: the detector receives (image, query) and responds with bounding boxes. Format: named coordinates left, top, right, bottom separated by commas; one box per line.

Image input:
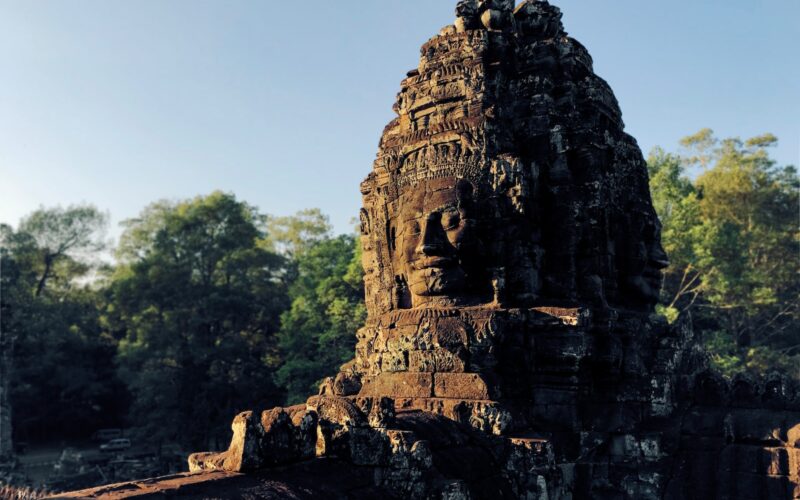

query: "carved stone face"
left=641, top=221, right=670, bottom=300
left=395, top=177, right=478, bottom=305
left=624, top=217, right=669, bottom=306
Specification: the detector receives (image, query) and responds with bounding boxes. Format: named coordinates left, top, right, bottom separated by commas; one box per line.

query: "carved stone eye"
left=442, top=213, right=461, bottom=231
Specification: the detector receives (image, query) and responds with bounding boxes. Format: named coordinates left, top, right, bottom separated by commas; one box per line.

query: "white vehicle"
left=99, top=438, right=131, bottom=452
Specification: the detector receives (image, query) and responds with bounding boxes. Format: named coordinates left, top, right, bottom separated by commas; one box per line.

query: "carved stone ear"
left=359, top=208, right=371, bottom=236
left=394, top=274, right=411, bottom=309
left=456, top=179, right=475, bottom=215
left=456, top=179, right=473, bottom=198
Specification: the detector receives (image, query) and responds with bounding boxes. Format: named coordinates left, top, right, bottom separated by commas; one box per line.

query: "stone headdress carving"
left=359, top=0, right=667, bottom=318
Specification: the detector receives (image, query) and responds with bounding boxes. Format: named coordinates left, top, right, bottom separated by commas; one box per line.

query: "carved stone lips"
left=412, top=257, right=455, bottom=270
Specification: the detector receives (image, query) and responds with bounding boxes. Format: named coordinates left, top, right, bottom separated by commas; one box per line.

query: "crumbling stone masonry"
left=59, top=1, right=799, bottom=499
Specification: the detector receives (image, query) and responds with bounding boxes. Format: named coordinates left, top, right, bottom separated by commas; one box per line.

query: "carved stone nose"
left=416, top=214, right=446, bottom=255
left=651, top=245, right=669, bottom=269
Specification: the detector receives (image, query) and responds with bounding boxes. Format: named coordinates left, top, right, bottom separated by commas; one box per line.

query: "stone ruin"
left=61, top=1, right=799, bottom=499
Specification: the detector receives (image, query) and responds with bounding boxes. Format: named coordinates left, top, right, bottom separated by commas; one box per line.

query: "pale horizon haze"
left=1, top=0, right=798, bottom=241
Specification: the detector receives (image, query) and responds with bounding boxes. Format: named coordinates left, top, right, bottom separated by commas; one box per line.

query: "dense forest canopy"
left=0, top=130, right=797, bottom=449
left=650, top=130, right=799, bottom=378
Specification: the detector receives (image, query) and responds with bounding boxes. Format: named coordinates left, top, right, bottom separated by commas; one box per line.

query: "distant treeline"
left=0, top=129, right=797, bottom=450
left=1, top=200, right=363, bottom=449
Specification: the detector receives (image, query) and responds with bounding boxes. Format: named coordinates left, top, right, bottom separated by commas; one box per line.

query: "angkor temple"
left=59, top=1, right=799, bottom=498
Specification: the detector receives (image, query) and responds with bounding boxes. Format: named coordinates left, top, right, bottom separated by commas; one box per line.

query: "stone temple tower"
left=63, top=2, right=800, bottom=499
left=359, top=0, right=667, bottom=318
left=340, top=0, right=672, bottom=438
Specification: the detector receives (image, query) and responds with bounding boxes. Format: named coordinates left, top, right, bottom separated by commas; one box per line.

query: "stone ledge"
left=49, top=458, right=378, bottom=499
left=50, top=470, right=242, bottom=499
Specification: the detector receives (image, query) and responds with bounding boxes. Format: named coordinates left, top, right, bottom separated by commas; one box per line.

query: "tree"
left=274, top=233, right=366, bottom=404
left=1, top=225, right=18, bottom=457
left=110, top=192, right=288, bottom=449
left=1, top=207, right=120, bottom=443
left=648, top=148, right=702, bottom=321
left=0, top=228, right=14, bottom=458
left=649, top=131, right=799, bottom=378
left=692, top=135, right=798, bottom=343
left=16, top=205, right=107, bottom=297
left=265, top=209, right=333, bottom=258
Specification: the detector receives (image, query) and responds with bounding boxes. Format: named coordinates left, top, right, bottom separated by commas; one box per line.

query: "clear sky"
left=1, top=0, right=798, bottom=239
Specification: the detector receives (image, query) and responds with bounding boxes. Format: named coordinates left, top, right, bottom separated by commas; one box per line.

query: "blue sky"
left=1, top=0, right=798, bottom=238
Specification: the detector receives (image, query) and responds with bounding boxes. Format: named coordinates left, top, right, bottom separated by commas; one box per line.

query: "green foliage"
left=16, top=205, right=107, bottom=297
left=679, top=127, right=717, bottom=169
left=110, top=192, right=288, bottom=448
left=274, top=228, right=365, bottom=405
left=1, top=207, right=121, bottom=442
left=705, top=330, right=800, bottom=381
left=647, top=148, right=701, bottom=275
left=2, top=199, right=367, bottom=448
left=264, top=208, right=333, bottom=258
left=649, top=131, right=800, bottom=379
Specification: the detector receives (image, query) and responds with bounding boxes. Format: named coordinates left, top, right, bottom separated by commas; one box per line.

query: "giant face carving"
left=640, top=220, right=670, bottom=301
left=622, top=216, right=669, bottom=306
left=394, top=176, right=480, bottom=306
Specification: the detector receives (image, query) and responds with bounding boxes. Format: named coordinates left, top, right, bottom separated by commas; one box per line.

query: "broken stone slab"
left=188, top=406, right=318, bottom=474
